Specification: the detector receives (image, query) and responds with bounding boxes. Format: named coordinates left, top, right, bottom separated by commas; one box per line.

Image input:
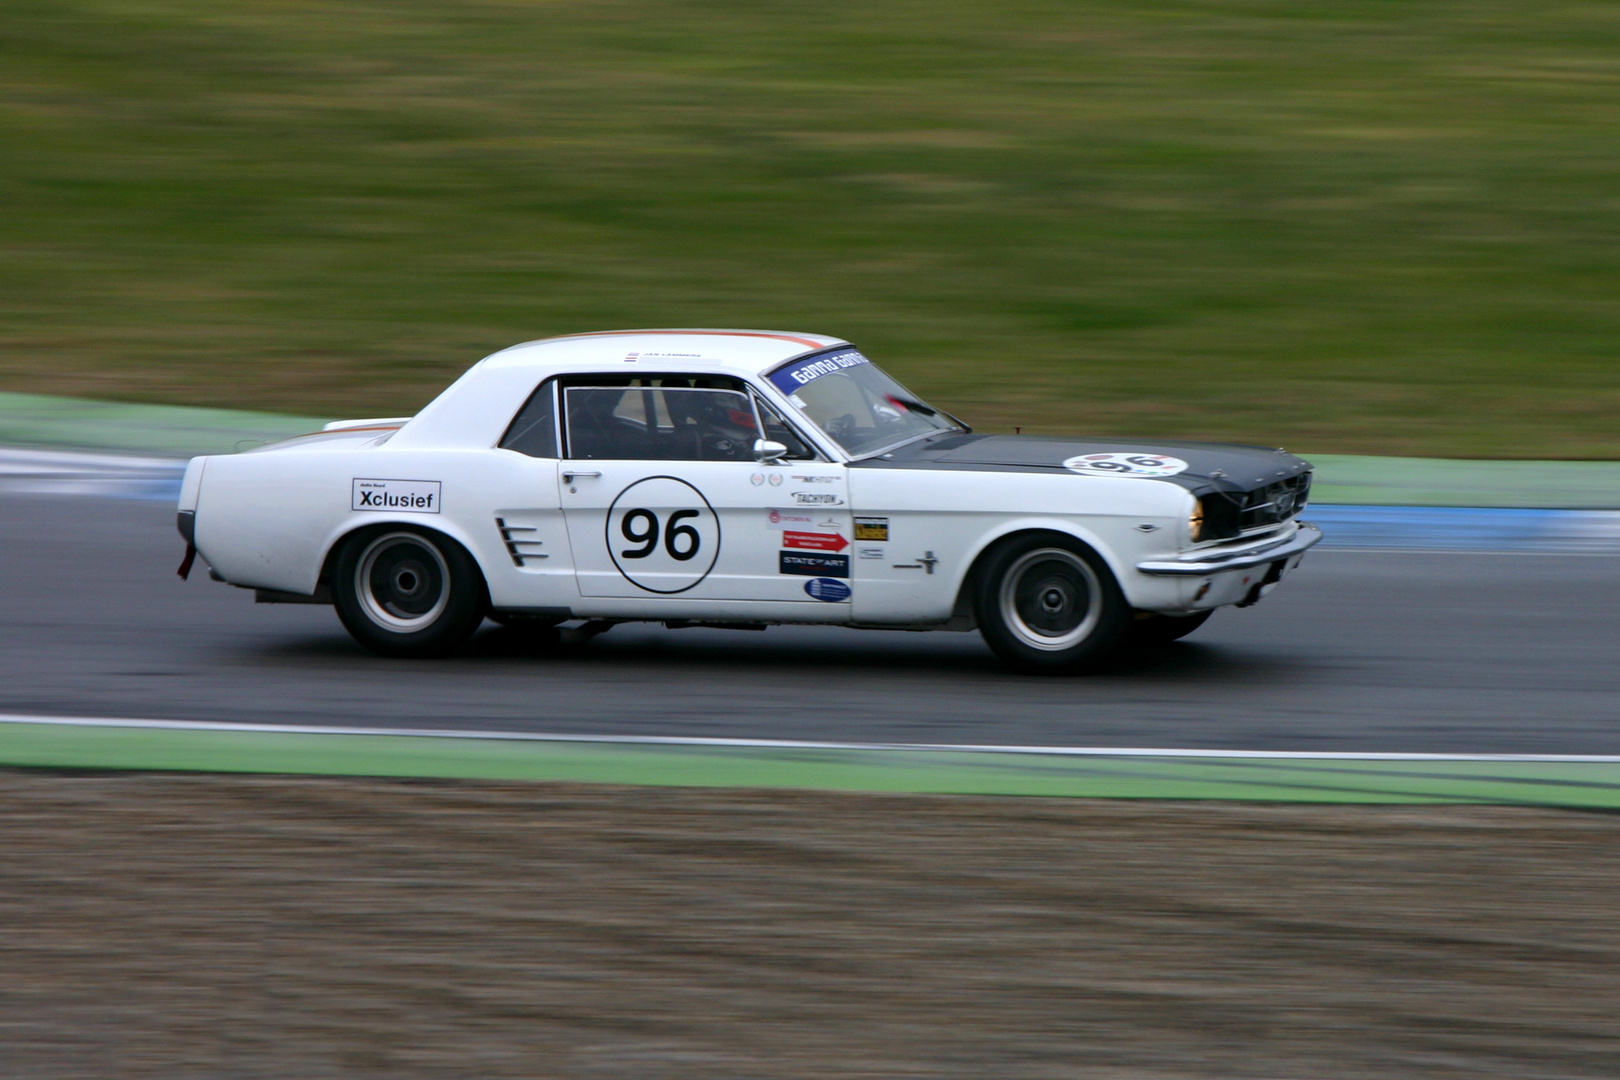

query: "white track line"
left=2, top=712, right=1618, bottom=764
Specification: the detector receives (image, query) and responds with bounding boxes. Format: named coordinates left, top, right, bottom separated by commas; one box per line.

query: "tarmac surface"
left=4, top=493, right=1618, bottom=755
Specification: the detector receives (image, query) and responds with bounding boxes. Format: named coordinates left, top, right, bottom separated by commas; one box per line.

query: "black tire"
left=331, top=526, right=488, bottom=658
left=1124, top=610, right=1214, bottom=647
left=972, top=533, right=1130, bottom=674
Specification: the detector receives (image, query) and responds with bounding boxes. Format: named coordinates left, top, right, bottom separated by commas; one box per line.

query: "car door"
left=558, top=377, right=852, bottom=606
left=480, top=376, right=576, bottom=612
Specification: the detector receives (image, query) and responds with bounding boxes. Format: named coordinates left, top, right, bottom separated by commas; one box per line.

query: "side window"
left=499, top=379, right=557, bottom=458
left=565, top=385, right=762, bottom=461
left=753, top=393, right=817, bottom=460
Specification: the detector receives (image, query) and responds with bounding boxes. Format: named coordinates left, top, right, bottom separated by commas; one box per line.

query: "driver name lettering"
left=352, top=478, right=441, bottom=513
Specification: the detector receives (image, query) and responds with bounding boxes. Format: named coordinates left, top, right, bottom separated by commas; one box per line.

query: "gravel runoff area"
left=3, top=772, right=1618, bottom=1079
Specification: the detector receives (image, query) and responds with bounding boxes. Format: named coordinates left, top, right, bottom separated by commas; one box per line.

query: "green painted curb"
left=0, top=391, right=327, bottom=458
left=3, top=723, right=1619, bottom=807
left=1308, top=453, right=1620, bottom=509
left=2, top=391, right=1618, bottom=507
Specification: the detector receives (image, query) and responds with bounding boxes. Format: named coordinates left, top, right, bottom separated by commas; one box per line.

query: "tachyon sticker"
left=1062, top=453, right=1189, bottom=478
left=352, top=478, right=441, bottom=513
left=804, top=578, right=852, bottom=602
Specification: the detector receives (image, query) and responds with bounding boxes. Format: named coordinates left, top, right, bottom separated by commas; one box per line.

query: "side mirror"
left=753, top=439, right=789, bottom=464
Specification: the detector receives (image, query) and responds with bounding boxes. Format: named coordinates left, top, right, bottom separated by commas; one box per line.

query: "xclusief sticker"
left=853, top=516, right=888, bottom=541
left=780, top=551, right=849, bottom=578
left=605, top=476, right=720, bottom=594
left=1062, top=453, right=1190, bottom=477
left=804, top=578, right=852, bottom=602
left=352, top=478, right=441, bottom=513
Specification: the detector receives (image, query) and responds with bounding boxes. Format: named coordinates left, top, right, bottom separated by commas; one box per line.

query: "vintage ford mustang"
left=176, top=329, right=1320, bottom=672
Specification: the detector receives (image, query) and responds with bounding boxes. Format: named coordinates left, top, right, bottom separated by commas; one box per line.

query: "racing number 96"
left=620, top=508, right=701, bottom=561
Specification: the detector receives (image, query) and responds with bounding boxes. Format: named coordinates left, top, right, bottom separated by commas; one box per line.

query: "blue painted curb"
left=1308, top=505, right=1620, bottom=554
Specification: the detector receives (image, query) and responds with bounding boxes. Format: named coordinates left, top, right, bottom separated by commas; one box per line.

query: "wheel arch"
left=317, top=517, right=494, bottom=599
left=949, top=520, right=1129, bottom=623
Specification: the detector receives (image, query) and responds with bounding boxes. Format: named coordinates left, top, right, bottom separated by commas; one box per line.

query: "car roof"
left=478, top=329, right=849, bottom=377
left=385, top=329, right=853, bottom=451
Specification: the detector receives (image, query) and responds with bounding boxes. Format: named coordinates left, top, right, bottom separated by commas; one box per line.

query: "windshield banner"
left=768, top=348, right=872, bottom=394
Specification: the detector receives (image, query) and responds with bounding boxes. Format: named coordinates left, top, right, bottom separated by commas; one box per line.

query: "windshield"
left=766, top=348, right=961, bottom=457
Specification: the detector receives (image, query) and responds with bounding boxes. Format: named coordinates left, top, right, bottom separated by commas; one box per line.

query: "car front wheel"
left=332, top=527, right=487, bottom=658
left=973, top=534, right=1129, bottom=674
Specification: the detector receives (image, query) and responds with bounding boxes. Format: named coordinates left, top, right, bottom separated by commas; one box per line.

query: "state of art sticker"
left=780, top=551, right=849, bottom=578
left=1062, top=453, right=1189, bottom=477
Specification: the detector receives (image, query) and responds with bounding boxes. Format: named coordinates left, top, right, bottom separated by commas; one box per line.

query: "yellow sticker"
left=854, top=517, right=889, bottom=542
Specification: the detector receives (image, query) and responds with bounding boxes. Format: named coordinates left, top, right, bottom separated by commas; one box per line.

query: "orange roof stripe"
left=542, top=329, right=834, bottom=351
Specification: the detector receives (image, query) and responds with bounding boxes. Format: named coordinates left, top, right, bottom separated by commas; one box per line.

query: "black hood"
left=860, top=433, right=1307, bottom=484
left=854, top=433, right=1313, bottom=536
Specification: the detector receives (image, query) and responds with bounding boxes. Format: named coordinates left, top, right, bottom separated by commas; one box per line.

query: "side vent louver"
left=496, top=517, right=548, bottom=565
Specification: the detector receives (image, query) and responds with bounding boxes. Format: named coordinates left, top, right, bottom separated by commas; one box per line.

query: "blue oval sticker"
left=804, top=578, right=851, bottom=603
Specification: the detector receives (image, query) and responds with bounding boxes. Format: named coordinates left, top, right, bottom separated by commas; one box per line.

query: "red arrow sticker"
left=782, top=530, right=849, bottom=553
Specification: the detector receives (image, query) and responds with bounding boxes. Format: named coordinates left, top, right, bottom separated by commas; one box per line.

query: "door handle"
left=562, top=470, right=601, bottom=482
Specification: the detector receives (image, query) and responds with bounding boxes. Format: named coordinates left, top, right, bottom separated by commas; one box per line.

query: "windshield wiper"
left=849, top=427, right=962, bottom=462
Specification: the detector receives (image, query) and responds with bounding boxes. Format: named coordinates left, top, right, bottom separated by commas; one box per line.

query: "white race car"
left=176, top=330, right=1320, bottom=672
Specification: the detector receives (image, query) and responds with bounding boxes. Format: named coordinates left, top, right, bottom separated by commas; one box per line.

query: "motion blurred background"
left=5, top=0, right=1619, bottom=456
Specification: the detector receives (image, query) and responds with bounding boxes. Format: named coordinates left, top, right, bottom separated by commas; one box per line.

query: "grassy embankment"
left=6, top=773, right=1618, bottom=1078
left=4, top=0, right=1620, bottom=457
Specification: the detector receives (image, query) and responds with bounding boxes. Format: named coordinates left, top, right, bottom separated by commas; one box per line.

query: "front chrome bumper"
left=1135, top=521, right=1323, bottom=577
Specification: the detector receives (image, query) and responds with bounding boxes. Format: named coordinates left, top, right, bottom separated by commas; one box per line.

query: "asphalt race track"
left=4, top=493, right=1618, bottom=755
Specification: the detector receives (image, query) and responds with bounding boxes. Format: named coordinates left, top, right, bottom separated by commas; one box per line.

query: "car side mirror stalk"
left=753, top=439, right=789, bottom=464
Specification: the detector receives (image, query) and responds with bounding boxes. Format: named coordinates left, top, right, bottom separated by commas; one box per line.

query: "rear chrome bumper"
left=1135, top=521, right=1323, bottom=577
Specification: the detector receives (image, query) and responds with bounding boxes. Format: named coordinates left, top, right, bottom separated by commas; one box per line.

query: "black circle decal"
left=605, top=476, right=721, bottom=594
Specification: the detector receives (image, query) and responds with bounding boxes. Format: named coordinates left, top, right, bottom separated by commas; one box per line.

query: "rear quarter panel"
left=193, top=442, right=556, bottom=597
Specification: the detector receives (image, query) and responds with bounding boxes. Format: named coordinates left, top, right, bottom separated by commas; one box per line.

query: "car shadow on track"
left=243, top=620, right=1290, bottom=687
left=269, top=623, right=1269, bottom=681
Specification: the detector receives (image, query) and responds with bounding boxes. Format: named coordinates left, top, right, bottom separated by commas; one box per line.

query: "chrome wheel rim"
left=998, top=547, right=1102, bottom=651
left=355, top=532, right=450, bottom=632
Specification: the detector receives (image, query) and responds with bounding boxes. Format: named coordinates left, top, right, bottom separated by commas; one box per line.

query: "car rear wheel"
left=1124, top=609, right=1214, bottom=647
left=332, top=527, right=487, bottom=658
left=973, top=534, right=1129, bottom=674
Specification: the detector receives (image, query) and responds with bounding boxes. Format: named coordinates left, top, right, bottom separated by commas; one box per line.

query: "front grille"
left=1237, top=472, right=1311, bottom=530
left=1201, top=472, right=1310, bottom=540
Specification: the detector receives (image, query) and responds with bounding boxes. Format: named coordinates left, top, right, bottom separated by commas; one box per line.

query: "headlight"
left=1189, top=498, right=1206, bottom=542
